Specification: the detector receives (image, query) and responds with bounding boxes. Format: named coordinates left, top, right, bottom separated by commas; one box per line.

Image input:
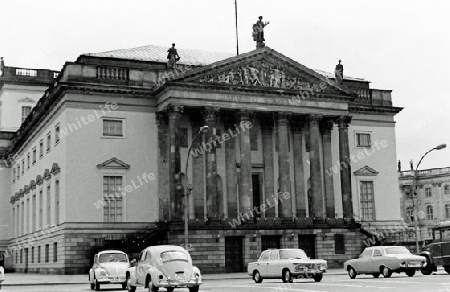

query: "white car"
left=0, top=266, right=4, bottom=289
left=89, top=250, right=129, bottom=290
left=247, top=248, right=327, bottom=283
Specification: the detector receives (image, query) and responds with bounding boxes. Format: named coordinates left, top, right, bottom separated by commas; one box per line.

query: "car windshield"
left=385, top=247, right=411, bottom=255
left=160, top=251, right=189, bottom=263
left=99, top=253, right=128, bottom=263
left=279, top=249, right=308, bottom=260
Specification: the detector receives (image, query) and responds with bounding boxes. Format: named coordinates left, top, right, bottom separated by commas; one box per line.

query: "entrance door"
left=252, top=174, right=262, bottom=218
left=24, top=248, right=29, bottom=273
left=225, top=237, right=243, bottom=272
left=298, top=235, right=316, bottom=259
left=261, top=235, right=281, bottom=252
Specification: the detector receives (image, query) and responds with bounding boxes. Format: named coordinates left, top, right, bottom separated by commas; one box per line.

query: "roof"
left=144, top=245, right=188, bottom=253
left=97, top=250, right=126, bottom=255
left=313, top=69, right=369, bottom=82
left=364, top=246, right=406, bottom=250
left=83, top=44, right=234, bottom=66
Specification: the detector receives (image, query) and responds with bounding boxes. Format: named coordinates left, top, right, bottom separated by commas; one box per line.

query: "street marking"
left=215, top=284, right=325, bottom=292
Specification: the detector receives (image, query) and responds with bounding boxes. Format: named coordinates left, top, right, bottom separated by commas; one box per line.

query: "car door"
left=257, top=251, right=270, bottom=278
left=136, top=251, right=147, bottom=285
left=370, top=249, right=383, bottom=273
left=356, top=249, right=373, bottom=273
left=267, top=250, right=280, bottom=278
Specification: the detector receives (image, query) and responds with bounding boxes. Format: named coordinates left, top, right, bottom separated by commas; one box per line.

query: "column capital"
left=336, top=115, right=352, bottom=128
left=320, top=119, right=334, bottom=135
left=276, top=112, right=291, bottom=124
left=167, top=105, right=184, bottom=119
left=291, top=118, right=306, bottom=132
left=204, top=107, right=220, bottom=122
left=236, top=109, right=253, bottom=121
left=155, top=111, right=168, bottom=127
left=308, top=114, right=322, bottom=125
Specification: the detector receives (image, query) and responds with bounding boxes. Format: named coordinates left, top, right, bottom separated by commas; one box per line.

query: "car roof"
left=262, top=248, right=304, bottom=252
left=97, top=250, right=127, bottom=255
left=364, top=246, right=406, bottom=250
left=143, top=245, right=187, bottom=253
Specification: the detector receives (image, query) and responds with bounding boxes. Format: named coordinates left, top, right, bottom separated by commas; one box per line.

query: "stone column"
left=224, top=116, right=238, bottom=218
left=337, top=116, right=353, bottom=220
left=321, top=120, right=335, bottom=218
left=204, top=107, right=220, bottom=220
left=191, top=117, right=205, bottom=219
left=277, top=113, right=292, bottom=218
left=156, top=112, right=170, bottom=221
left=237, top=110, right=253, bottom=216
left=261, top=119, right=275, bottom=218
left=309, top=114, right=324, bottom=219
left=168, top=105, right=183, bottom=220
left=292, top=119, right=306, bottom=218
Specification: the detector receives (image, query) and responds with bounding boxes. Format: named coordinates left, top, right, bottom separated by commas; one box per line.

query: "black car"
left=420, top=221, right=450, bottom=275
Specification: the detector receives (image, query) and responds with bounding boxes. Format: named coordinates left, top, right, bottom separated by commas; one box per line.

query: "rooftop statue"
left=335, top=60, right=343, bottom=84
left=167, top=43, right=180, bottom=69
left=0, top=57, right=4, bottom=77
left=252, top=16, right=269, bottom=48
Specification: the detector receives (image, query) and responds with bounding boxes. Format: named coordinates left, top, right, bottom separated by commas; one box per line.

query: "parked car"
left=89, top=250, right=129, bottom=290
left=420, top=221, right=450, bottom=275
left=247, top=248, right=327, bottom=283
left=0, top=266, right=4, bottom=289
left=344, top=246, right=426, bottom=279
left=126, top=245, right=202, bottom=292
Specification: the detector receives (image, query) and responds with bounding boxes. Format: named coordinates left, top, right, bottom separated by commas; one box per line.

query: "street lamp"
left=411, top=143, right=447, bottom=253
left=184, top=125, right=209, bottom=247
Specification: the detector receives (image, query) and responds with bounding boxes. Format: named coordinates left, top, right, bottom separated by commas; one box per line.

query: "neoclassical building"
left=0, top=44, right=403, bottom=273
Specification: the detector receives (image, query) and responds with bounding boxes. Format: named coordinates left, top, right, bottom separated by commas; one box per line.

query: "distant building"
left=399, top=167, right=450, bottom=241
left=0, top=45, right=403, bottom=273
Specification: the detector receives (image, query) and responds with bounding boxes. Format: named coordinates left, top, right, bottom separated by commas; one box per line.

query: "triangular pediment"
left=18, top=97, right=35, bottom=103
left=97, top=157, right=130, bottom=169
left=354, top=165, right=379, bottom=176
left=169, top=46, right=355, bottom=97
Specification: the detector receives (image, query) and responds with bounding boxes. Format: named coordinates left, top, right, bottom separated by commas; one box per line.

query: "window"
left=21, top=106, right=32, bottom=124
left=55, top=180, right=59, bottom=224
left=31, top=247, right=34, bottom=263
left=179, top=127, right=188, bottom=148
left=37, top=246, right=41, bottom=263
left=427, top=205, right=434, bottom=220
left=373, top=249, right=382, bottom=257
left=55, top=124, right=60, bottom=145
left=446, top=205, right=450, bottom=219
left=45, top=244, right=49, bottom=263
left=12, top=168, right=15, bottom=183
left=47, top=185, right=51, bottom=225
left=46, top=132, right=51, bottom=152
left=27, top=153, right=30, bottom=169
left=32, top=147, right=37, bottom=164
left=53, top=242, right=57, bottom=262
left=425, top=188, right=432, bottom=197
left=21, top=160, right=24, bottom=174
left=39, top=189, right=43, bottom=230
left=12, top=208, right=15, bottom=237
left=103, top=119, right=123, bottom=137
left=215, top=129, right=222, bottom=149
left=32, top=194, right=36, bottom=232
left=17, top=165, right=20, bottom=179
left=260, top=251, right=270, bottom=261
left=334, top=234, right=345, bottom=254
left=103, top=176, right=123, bottom=222
left=360, top=181, right=375, bottom=220
left=356, top=133, right=371, bottom=147
left=250, top=128, right=258, bottom=151
left=445, top=185, right=450, bottom=195
left=269, top=251, right=279, bottom=260
left=406, top=207, right=414, bottom=222
left=20, top=249, right=23, bottom=263
left=39, top=140, right=44, bottom=158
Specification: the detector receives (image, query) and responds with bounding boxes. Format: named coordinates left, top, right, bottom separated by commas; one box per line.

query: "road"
left=4, top=272, right=450, bottom=292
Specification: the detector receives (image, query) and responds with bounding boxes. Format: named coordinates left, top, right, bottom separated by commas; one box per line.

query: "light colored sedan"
left=344, top=246, right=426, bottom=279
left=0, top=266, right=4, bottom=289
left=89, top=250, right=129, bottom=290
left=247, top=248, right=327, bottom=283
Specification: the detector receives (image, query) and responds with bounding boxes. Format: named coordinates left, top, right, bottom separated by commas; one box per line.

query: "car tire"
left=189, top=286, right=200, bottom=292
left=372, top=273, right=380, bottom=278
left=90, top=282, right=95, bottom=290
left=253, top=270, right=263, bottom=283
left=381, top=266, right=392, bottom=278
left=348, top=267, right=357, bottom=279
left=282, top=269, right=293, bottom=283
left=444, top=266, right=450, bottom=274
left=122, top=282, right=127, bottom=290
left=405, top=270, right=415, bottom=277
left=150, top=284, right=159, bottom=292
left=166, top=288, right=174, bottom=292
left=126, top=275, right=136, bottom=292
left=94, top=279, right=101, bottom=291
left=313, top=274, right=323, bottom=282
left=421, top=257, right=434, bottom=275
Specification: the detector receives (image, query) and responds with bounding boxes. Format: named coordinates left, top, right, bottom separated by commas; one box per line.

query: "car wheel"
left=405, top=269, right=415, bottom=277
left=282, top=269, right=293, bottom=283
left=313, top=274, right=323, bottom=282
left=189, top=286, right=200, bottom=292
left=381, top=266, right=392, bottom=278
left=372, top=273, right=380, bottom=278
left=253, top=270, right=263, bottom=283
left=94, top=279, right=101, bottom=291
left=126, top=275, right=136, bottom=292
left=166, top=288, right=174, bottom=292
left=90, top=282, right=95, bottom=290
left=150, top=284, right=159, bottom=292
left=444, top=266, right=450, bottom=274
left=122, top=281, right=127, bottom=290
left=348, top=267, right=357, bottom=279
left=421, top=257, right=434, bottom=275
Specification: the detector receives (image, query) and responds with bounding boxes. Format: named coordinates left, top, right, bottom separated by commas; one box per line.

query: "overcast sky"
left=1, top=0, right=449, bottom=170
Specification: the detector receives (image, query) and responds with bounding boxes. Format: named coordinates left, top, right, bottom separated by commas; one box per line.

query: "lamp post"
left=184, top=125, right=209, bottom=247
left=411, top=143, right=447, bottom=253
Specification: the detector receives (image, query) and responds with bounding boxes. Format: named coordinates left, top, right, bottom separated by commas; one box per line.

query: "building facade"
left=0, top=45, right=403, bottom=273
left=399, top=167, right=450, bottom=242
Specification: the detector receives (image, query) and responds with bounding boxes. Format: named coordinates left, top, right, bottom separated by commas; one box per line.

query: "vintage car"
left=89, top=250, right=129, bottom=290
left=420, top=221, right=450, bottom=275
left=126, top=245, right=202, bottom=292
left=0, top=266, right=4, bottom=289
left=247, top=248, right=327, bottom=283
left=344, top=246, right=426, bottom=278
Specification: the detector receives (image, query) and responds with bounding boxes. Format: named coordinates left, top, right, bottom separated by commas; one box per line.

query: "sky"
left=1, top=0, right=449, bottom=170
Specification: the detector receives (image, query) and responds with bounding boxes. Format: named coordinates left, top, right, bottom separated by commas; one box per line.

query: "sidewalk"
left=1, top=269, right=347, bottom=286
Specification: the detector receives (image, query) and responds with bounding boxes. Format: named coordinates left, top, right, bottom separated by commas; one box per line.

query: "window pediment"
left=354, top=165, right=379, bottom=176
left=97, top=157, right=130, bottom=170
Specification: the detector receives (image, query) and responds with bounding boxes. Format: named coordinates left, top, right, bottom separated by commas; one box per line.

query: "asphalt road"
left=4, top=273, right=450, bottom=292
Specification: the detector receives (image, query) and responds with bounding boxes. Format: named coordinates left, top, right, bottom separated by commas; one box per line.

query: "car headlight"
left=400, top=262, right=407, bottom=267
left=99, top=269, right=107, bottom=276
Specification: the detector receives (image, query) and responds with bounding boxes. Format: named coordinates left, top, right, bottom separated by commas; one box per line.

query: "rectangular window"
left=356, top=133, right=371, bottom=147
left=250, top=128, right=258, bottom=151
left=37, top=246, right=41, bottom=263
left=13, top=168, right=15, bottom=183
left=360, top=181, right=375, bottom=221
left=55, top=180, right=59, bottom=224
left=21, top=160, right=24, bottom=174
left=21, top=106, right=32, bottom=124
left=39, top=189, right=43, bottom=230
left=103, top=176, right=123, bottom=222
left=32, top=147, right=37, bottom=164
left=446, top=205, right=450, bottom=219
left=12, top=207, right=15, bottom=237
left=31, top=246, right=34, bottom=263
left=45, top=244, right=49, bottom=263
left=55, top=124, right=60, bottom=145
left=179, top=127, right=188, bottom=148
left=47, top=185, right=51, bottom=225
left=32, top=194, right=36, bottom=232
left=39, top=140, right=44, bottom=158
left=335, top=234, right=345, bottom=254
left=427, top=206, right=434, bottom=220
left=27, top=153, right=30, bottom=169
left=46, top=132, right=51, bottom=152
left=215, top=129, right=222, bottom=149
left=20, top=249, right=23, bottom=263
left=21, top=201, right=24, bottom=235
left=102, top=119, right=123, bottom=137
left=53, top=242, right=57, bottom=262
left=17, top=165, right=20, bottom=179
left=425, top=188, right=432, bottom=197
